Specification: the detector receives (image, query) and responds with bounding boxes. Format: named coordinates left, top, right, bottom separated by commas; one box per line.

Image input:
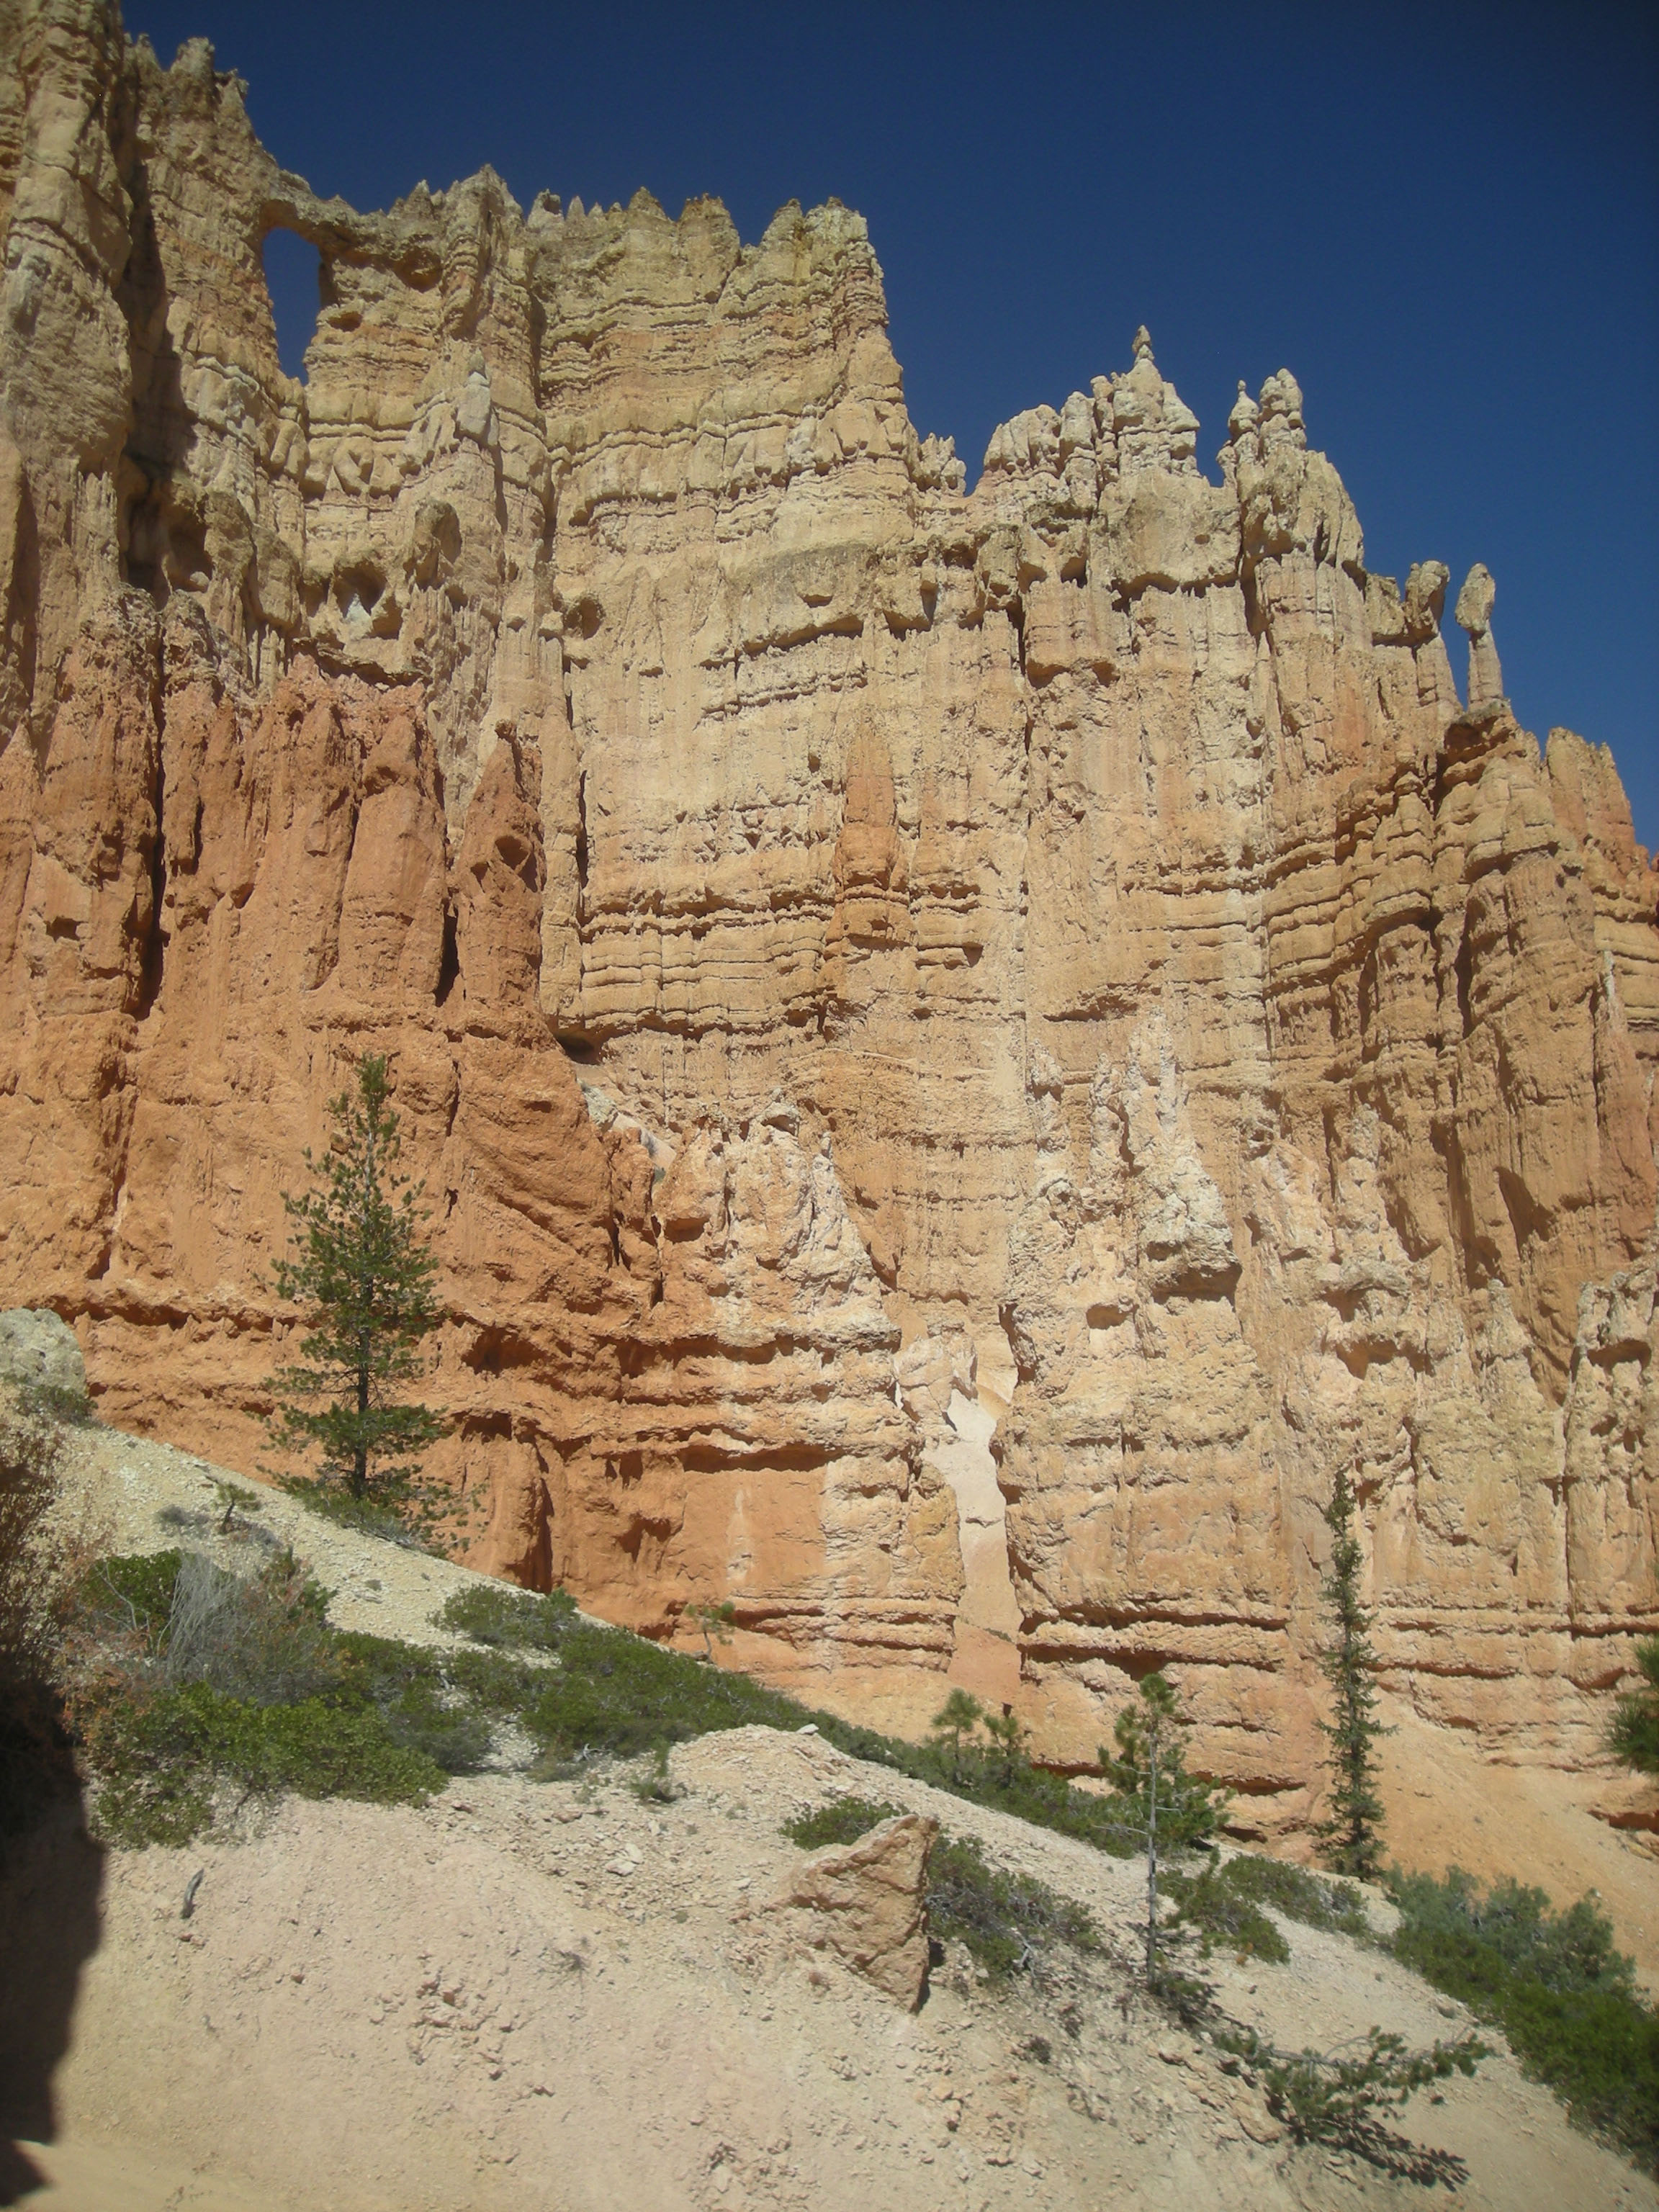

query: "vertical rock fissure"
left=135, top=803, right=166, bottom=1017
left=435, top=904, right=459, bottom=1006
left=573, top=768, right=590, bottom=938
left=135, top=642, right=168, bottom=1020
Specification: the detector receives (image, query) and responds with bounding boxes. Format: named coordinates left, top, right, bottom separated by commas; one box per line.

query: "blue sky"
left=128, top=1, right=1659, bottom=847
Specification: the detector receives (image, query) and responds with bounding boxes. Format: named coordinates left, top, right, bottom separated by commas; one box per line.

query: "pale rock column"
left=1455, top=561, right=1504, bottom=713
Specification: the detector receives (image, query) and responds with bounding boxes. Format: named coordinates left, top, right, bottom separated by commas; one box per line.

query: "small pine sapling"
left=1102, top=1670, right=1228, bottom=1984
left=1315, top=1468, right=1389, bottom=1879
left=688, top=1599, right=737, bottom=1662
left=267, top=1056, right=444, bottom=1523
left=982, top=1701, right=1030, bottom=1781
left=213, top=1480, right=260, bottom=1533
left=930, top=1687, right=984, bottom=1781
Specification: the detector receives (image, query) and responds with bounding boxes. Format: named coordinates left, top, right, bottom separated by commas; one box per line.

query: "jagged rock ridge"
left=0, top=0, right=1654, bottom=1823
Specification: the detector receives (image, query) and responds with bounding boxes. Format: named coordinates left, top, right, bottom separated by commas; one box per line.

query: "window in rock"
left=261, top=228, right=323, bottom=380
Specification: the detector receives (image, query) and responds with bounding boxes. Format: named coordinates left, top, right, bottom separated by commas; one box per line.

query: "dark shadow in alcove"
left=0, top=1695, right=107, bottom=2203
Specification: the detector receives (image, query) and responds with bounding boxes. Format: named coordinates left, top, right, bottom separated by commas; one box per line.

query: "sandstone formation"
left=0, top=0, right=1654, bottom=1826
left=772, top=1809, right=938, bottom=2007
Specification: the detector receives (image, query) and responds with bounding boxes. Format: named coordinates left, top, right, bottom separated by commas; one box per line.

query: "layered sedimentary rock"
left=0, top=0, right=1653, bottom=1819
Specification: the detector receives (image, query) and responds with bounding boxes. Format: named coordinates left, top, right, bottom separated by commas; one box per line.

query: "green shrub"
left=1607, top=1637, right=1659, bottom=1776
left=926, top=1832, right=1100, bottom=1983
left=0, top=1383, right=78, bottom=1848
left=91, top=1681, right=442, bottom=1845
left=1172, top=1852, right=1372, bottom=1950
left=521, top=1632, right=750, bottom=1763
left=83, top=1550, right=184, bottom=1635
left=335, top=1632, right=493, bottom=1773
left=1163, top=1859, right=1290, bottom=1963
left=12, top=1380, right=96, bottom=1429
left=1390, top=1869, right=1659, bottom=2170
left=783, top=1797, right=905, bottom=1850
left=780, top=1799, right=1097, bottom=1984
left=447, top=1642, right=552, bottom=1717
left=77, top=1555, right=472, bottom=1843
left=437, top=1583, right=575, bottom=1650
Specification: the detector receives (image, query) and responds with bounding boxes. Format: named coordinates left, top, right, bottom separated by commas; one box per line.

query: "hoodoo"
left=1, top=0, right=1654, bottom=1832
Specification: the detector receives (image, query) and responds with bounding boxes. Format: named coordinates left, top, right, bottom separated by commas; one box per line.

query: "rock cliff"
left=1, top=0, right=1653, bottom=1825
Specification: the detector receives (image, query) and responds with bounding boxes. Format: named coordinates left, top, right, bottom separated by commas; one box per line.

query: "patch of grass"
left=12, top=1380, right=96, bottom=1429
left=1223, top=1854, right=1373, bottom=1940
left=439, top=1597, right=822, bottom=1768
left=938, top=1752, right=1140, bottom=1858
left=1163, top=1858, right=1290, bottom=1964
left=276, top=1475, right=429, bottom=1550
left=1390, top=1869, right=1659, bottom=2171
left=783, top=1797, right=905, bottom=1850
left=927, top=1832, right=1100, bottom=1984
left=518, top=1621, right=797, bottom=1764
left=162, top=1550, right=341, bottom=1705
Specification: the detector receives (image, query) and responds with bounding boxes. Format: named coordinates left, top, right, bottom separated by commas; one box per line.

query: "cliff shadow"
left=0, top=1691, right=105, bottom=2204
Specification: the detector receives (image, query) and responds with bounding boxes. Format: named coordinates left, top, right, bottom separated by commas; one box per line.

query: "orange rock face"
left=0, top=1, right=1653, bottom=1817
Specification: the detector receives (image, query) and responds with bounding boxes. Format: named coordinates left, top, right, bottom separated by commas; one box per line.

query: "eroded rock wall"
left=0, top=0, right=1653, bottom=1815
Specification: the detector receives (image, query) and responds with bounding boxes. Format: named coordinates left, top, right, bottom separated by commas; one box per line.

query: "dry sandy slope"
left=9, top=1730, right=1654, bottom=2212
left=57, top=1410, right=1659, bottom=1990
left=1, top=1424, right=1653, bottom=2212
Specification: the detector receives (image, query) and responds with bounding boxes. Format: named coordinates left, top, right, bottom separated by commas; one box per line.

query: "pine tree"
left=268, top=1055, right=444, bottom=1511
left=982, top=1701, right=1030, bottom=1781
left=1103, top=1671, right=1228, bottom=1849
left=1607, top=1637, right=1659, bottom=1775
left=1102, top=1670, right=1228, bottom=1982
left=1314, top=1468, right=1388, bottom=1879
left=930, top=1687, right=984, bottom=1781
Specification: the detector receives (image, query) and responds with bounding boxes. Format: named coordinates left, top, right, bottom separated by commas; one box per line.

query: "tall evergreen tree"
left=1607, top=1637, right=1659, bottom=1775
left=269, top=1055, right=444, bottom=1509
left=1315, top=1468, right=1388, bottom=1879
